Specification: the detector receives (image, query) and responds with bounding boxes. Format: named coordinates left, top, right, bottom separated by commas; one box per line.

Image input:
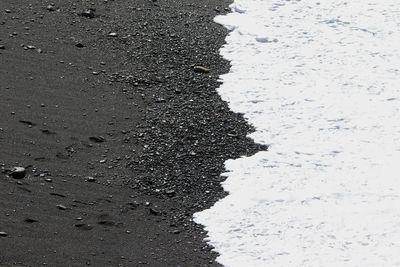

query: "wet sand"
left=0, top=0, right=264, bottom=266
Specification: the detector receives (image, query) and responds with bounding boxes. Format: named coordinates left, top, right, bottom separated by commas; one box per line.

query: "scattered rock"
left=0, top=1, right=266, bottom=263
left=10, top=167, right=26, bottom=179
left=4, top=9, right=12, bottom=13
left=193, top=65, right=210, bottom=73
left=0, top=45, right=5, bottom=50
left=108, top=32, right=118, bottom=37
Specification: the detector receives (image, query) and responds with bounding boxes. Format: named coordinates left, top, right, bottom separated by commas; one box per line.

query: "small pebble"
left=89, top=136, right=105, bottom=143
left=193, top=65, right=210, bottom=73
left=46, top=5, right=56, bottom=11
left=10, top=167, right=26, bottom=179
left=24, top=218, right=38, bottom=223
left=149, top=208, right=160, bottom=216
left=56, top=204, right=67, bottom=210
left=85, top=176, right=96, bottom=182
left=165, top=189, right=175, bottom=197
left=0, top=232, right=8, bottom=237
left=80, top=9, right=96, bottom=19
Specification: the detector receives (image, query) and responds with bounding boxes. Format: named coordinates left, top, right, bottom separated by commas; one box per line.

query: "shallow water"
left=194, top=1, right=400, bottom=266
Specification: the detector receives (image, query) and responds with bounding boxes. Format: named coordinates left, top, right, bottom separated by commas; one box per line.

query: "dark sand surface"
left=0, top=0, right=265, bottom=266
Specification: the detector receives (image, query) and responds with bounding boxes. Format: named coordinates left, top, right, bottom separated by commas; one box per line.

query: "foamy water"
left=194, top=1, right=400, bottom=266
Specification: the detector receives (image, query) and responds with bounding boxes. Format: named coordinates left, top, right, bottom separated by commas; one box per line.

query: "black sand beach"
left=0, top=0, right=264, bottom=266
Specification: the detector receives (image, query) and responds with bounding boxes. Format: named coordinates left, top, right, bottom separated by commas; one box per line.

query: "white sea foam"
left=194, top=1, right=400, bottom=266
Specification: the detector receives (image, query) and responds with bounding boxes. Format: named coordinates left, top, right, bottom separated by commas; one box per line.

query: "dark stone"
left=19, top=120, right=36, bottom=126
left=80, top=9, right=96, bottom=19
left=75, top=223, right=94, bottom=231
left=50, top=192, right=66, bottom=198
left=89, top=136, right=105, bottom=143
left=193, top=65, right=210, bottom=73
left=41, top=129, right=56, bottom=135
left=149, top=208, right=160, bottom=216
left=0, top=232, right=8, bottom=237
left=24, top=218, right=38, bottom=223
left=56, top=152, right=69, bottom=159
left=56, top=204, right=67, bottom=210
left=10, top=167, right=26, bottom=179
left=46, top=5, right=56, bottom=11
left=165, top=189, right=175, bottom=197
left=155, top=98, right=166, bottom=103
left=85, top=176, right=96, bottom=182
left=97, top=220, right=116, bottom=226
